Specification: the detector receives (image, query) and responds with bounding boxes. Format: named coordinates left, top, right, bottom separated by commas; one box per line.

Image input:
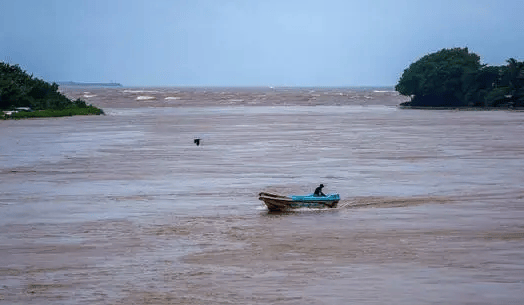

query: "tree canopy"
left=0, top=62, right=90, bottom=111
left=396, top=48, right=524, bottom=108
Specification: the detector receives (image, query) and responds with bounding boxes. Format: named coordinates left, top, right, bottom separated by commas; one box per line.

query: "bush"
left=0, top=61, right=104, bottom=117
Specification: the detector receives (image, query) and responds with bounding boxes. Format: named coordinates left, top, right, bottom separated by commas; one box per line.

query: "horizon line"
left=58, top=83, right=396, bottom=88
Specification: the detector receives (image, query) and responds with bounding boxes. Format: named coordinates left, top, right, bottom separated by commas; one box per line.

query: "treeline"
left=0, top=62, right=103, bottom=116
left=396, top=48, right=524, bottom=108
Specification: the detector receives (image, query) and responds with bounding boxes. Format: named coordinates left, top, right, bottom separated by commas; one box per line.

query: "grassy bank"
left=2, top=106, right=104, bottom=120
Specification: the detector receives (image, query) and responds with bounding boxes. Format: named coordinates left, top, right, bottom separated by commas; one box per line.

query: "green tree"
left=0, top=62, right=94, bottom=111
left=462, top=66, right=501, bottom=107
left=505, top=58, right=524, bottom=107
left=1, top=61, right=104, bottom=118
left=396, top=48, right=482, bottom=107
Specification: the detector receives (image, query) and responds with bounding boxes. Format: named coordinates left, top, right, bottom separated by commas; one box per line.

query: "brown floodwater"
left=1, top=87, right=523, bottom=304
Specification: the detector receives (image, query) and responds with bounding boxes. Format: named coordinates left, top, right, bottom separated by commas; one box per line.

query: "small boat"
left=258, top=192, right=340, bottom=211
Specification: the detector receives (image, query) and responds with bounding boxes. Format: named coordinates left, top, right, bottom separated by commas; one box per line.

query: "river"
left=1, top=87, right=523, bottom=304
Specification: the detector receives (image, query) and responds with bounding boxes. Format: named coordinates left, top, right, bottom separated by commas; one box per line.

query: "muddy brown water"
left=1, top=87, right=524, bottom=304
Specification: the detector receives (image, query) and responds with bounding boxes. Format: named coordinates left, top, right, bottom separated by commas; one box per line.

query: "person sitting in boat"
left=314, top=184, right=326, bottom=197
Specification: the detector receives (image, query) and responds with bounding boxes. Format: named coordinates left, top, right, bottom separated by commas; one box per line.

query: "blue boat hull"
left=291, top=194, right=340, bottom=202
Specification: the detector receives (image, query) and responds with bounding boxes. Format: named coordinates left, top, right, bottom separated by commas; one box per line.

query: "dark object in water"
left=194, top=138, right=200, bottom=146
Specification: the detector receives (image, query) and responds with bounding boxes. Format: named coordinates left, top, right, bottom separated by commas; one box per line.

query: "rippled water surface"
left=1, top=87, right=523, bottom=304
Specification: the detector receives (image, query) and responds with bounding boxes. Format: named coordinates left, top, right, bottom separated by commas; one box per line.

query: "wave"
left=124, top=90, right=159, bottom=94
left=136, top=96, right=156, bottom=100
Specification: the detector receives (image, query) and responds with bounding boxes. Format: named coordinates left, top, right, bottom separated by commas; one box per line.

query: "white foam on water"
left=164, top=97, right=181, bottom=100
left=83, top=94, right=96, bottom=98
left=124, top=90, right=159, bottom=94
left=136, top=96, right=156, bottom=100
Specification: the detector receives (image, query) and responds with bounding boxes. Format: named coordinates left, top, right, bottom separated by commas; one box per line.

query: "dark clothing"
left=314, top=186, right=326, bottom=197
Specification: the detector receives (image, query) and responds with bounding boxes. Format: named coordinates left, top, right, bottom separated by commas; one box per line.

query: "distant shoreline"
left=58, top=81, right=123, bottom=87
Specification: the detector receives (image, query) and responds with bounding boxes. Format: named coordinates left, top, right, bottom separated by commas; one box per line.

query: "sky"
left=1, top=0, right=523, bottom=87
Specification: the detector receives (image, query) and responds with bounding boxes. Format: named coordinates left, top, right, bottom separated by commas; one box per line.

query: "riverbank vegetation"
left=396, top=48, right=524, bottom=108
left=1, top=62, right=104, bottom=119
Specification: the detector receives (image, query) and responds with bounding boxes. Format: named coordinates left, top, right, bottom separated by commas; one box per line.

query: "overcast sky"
left=1, top=0, right=523, bottom=86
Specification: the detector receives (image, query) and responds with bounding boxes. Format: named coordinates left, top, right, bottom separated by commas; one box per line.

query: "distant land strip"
left=58, top=81, right=123, bottom=87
